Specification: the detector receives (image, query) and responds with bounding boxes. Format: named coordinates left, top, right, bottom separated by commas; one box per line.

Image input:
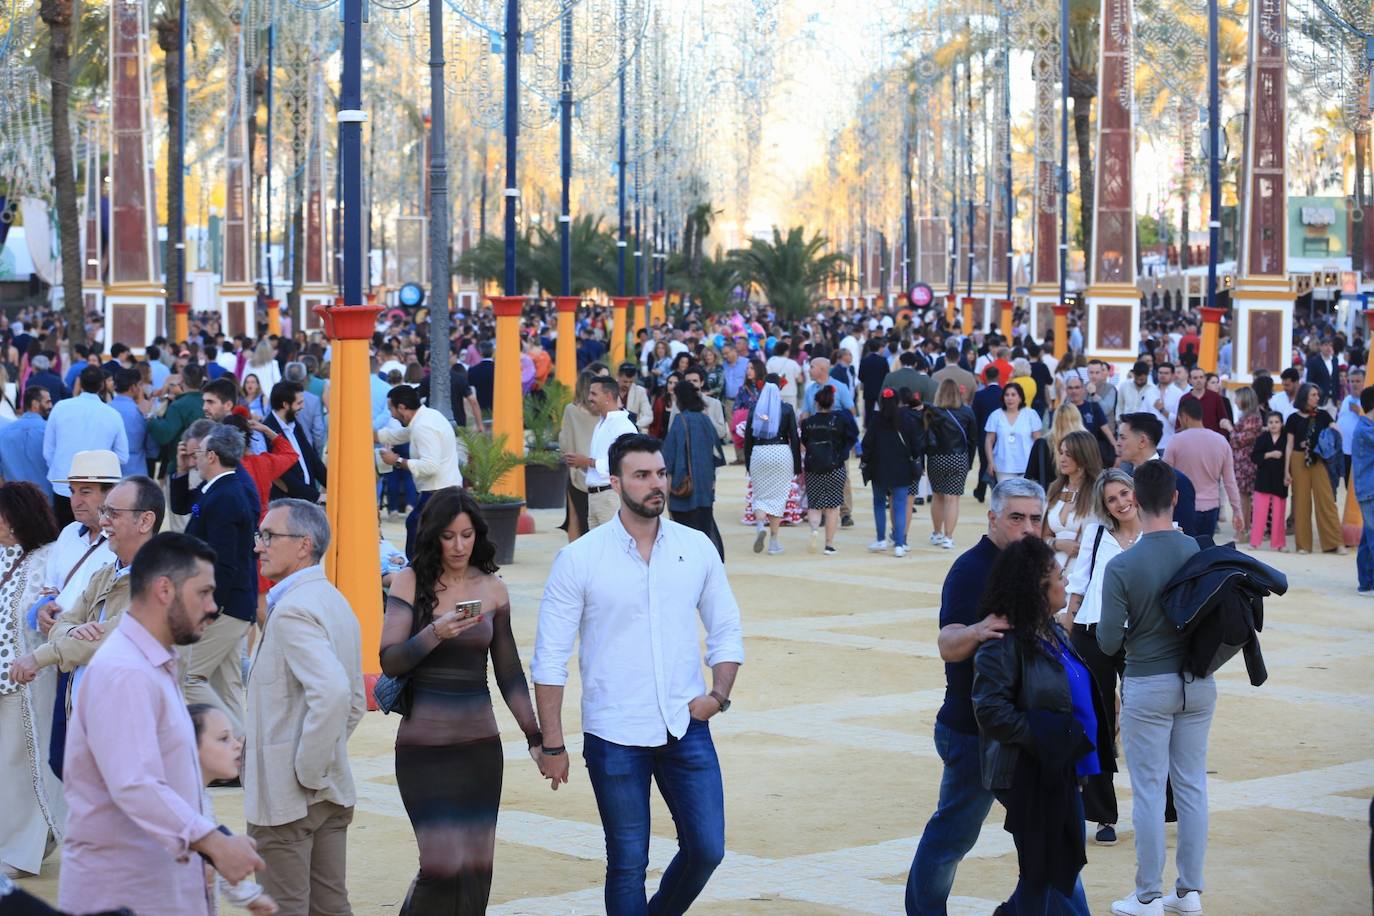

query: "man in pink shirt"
left=1165, top=398, right=1243, bottom=539
left=59, top=532, right=263, bottom=916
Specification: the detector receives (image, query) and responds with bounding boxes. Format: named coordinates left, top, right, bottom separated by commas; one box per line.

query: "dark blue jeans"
left=1358, top=499, right=1374, bottom=590
left=906, top=721, right=995, bottom=914
left=404, top=489, right=432, bottom=560
left=584, top=719, right=726, bottom=916
left=1193, top=507, right=1219, bottom=538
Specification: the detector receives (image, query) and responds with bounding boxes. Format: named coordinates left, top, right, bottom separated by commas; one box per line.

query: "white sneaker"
left=928, top=531, right=942, bottom=545
left=867, top=539, right=889, bottom=552
left=893, top=545, right=908, bottom=558
left=1162, top=890, right=1202, bottom=914
left=808, top=529, right=820, bottom=553
left=767, top=541, right=784, bottom=555
left=1112, top=895, right=1164, bottom=916
left=940, top=535, right=954, bottom=549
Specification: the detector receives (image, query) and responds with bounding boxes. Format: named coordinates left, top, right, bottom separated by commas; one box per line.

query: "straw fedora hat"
left=59, top=450, right=123, bottom=486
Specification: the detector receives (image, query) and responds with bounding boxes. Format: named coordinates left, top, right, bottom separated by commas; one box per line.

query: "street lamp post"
left=427, top=0, right=452, bottom=419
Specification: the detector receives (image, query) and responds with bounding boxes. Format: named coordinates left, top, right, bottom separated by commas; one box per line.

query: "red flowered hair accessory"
left=231, top=405, right=250, bottom=418
left=882, top=387, right=895, bottom=398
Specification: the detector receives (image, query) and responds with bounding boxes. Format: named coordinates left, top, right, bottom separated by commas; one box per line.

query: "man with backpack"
left=1097, top=460, right=1211, bottom=916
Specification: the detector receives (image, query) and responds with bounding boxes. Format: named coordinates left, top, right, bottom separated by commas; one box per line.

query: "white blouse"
left=1066, top=520, right=1128, bottom=626
left=985, top=408, right=1043, bottom=474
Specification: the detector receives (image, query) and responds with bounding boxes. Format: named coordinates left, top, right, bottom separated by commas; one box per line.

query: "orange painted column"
left=999, top=299, right=1014, bottom=340
left=1199, top=305, right=1225, bottom=373
left=1053, top=304, right=1071, bottom=361
left=267, top=298, right=281, bottom=337
left=609, top=295, right=635, bottom=368
left=650, top=290, right=667, bottom=327
left=315, top=302, right=384, bottom=692
left=173, top=302, right=189, bottom=344
left=961, top=296, right=977, bottom=334
left=552, top=295, right=581, bottom=389
left=945, top=294, right=956, bottom=327
left=489, top=295, right=527, bottom=498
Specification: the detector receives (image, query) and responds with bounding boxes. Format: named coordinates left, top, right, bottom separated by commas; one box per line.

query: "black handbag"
left=373, top=671, right=412, bottom=717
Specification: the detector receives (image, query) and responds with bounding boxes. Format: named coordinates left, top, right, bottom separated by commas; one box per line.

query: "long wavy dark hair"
left=977, top=536, right=1058, bottom=654
left=0, top=482, right=58, bottom=552
left=410, top=487, right=499, bottom=629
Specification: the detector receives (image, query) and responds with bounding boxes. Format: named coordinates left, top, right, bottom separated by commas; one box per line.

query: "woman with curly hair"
left=380, top=487, right=544, bottom=913
left=972, top=536, right=1108, bottom=915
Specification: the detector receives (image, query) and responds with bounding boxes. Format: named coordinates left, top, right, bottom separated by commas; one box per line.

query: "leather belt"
left=588, top=484, right=613, bottom=493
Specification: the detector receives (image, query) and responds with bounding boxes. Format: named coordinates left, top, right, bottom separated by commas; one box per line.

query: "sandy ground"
left=16, top=462, right=1374, bottom=914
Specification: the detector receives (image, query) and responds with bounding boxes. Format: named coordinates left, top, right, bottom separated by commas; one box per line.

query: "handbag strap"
left=62, top=535, right=107, bottom=589
left=1085, top=525, right=1107, bottom=587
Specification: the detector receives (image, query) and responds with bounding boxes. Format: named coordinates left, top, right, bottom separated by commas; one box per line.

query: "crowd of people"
left=0, top=292, right=1352, bottom=915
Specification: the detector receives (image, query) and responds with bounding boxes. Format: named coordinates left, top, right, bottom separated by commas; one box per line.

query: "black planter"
left=479, top=499, right=525, bottom=566
left=524, top=461, right=568, bottom=509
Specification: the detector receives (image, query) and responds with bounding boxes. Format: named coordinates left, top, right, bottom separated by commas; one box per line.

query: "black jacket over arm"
left=263, top=412, right=327, bottom=502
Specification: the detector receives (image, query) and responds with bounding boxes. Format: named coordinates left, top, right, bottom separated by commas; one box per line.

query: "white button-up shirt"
left=531, top=514, right=744, bottom=747
left=585, top=410, right=638, bottom=488
left=46, top=522, right=115, bottom=613
left=375, top=404, right=463, bottom=493
left=273, top=411, right=311, bottom=484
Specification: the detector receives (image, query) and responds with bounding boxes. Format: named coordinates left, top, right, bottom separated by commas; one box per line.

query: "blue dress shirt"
left=0, top=413, right=52, bottom=497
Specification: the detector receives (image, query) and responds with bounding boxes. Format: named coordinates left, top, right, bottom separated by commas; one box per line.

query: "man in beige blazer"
left=245, top=498, right=365, bottom=915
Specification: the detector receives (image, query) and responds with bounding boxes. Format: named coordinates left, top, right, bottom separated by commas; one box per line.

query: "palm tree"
left=730, top=227, right=849, bottom=318
left=526, top=215, right=617, bottom=295
left=455, top=233, right=534, bottom=295
left=1067, top=4, right=1099, bottom=257
left=40, top=0, right=85, bottom=345
left=668, top=249, right=741, bottom=315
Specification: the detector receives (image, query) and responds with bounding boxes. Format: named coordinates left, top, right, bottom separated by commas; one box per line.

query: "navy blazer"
left=171, top=470, right=260, bottom=622
left=263, top=411, right=327, bottom=503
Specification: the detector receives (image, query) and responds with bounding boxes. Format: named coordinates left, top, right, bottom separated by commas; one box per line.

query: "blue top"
left=0, top=413, right=52, bottom=497
left=937, top=535, right=1001, bottom=735
left=802, top=378, right=855, bottom=415
left=662, top=410, right=721, bottom=512
left=43, top=392, right=129, bottom=497
left=1052, top=639, right=1100, bottom=778
left=721, top=357, right=749, bottom=400
left=110, top=394, right=149, bottom=477
left=1352, top=416, right=1374, bottom=503
left=148, top=358, right=171, bottom=389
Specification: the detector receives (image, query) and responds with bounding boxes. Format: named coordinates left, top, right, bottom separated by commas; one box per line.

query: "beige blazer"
left=244, top=566, right=365, bottom=827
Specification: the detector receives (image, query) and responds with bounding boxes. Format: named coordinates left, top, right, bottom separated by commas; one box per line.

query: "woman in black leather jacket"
left=971, top=537, right=1112, bottom=915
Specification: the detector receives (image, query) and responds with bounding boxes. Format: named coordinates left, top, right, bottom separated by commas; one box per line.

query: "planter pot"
left=479, top=499, right=525, bottom=565
left=524, top=461, right=568, bottom=509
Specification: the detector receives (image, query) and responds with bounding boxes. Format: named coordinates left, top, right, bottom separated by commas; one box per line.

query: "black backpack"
left=802, top=416, right=844, bottom=474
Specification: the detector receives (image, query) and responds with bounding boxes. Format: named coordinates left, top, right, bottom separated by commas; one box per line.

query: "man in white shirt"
left=765, top=340, right=804, bottom=410
left=564, top=376, right=638, bottom=529
left=532, top=433, right=743, bottom=916
left=1270, top=367, right=1300, bottom=422
left=44, top=366, right=130, bottom=528
left=376, top=384, right=463, bottom=558
left=1117, top=360, right=1161, bottom=419
left=1153, top=363, right=1184, bottom=453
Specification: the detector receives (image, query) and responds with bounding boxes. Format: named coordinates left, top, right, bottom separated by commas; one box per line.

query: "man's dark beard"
left=168, top=592, right=210, bottom=645
left=621, top=488, right=665, bottom=519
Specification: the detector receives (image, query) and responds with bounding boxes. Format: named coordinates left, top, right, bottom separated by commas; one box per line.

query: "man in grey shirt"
left=1098, top=460, right=1210, bottom=916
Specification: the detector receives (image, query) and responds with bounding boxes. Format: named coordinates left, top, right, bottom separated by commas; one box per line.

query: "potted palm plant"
left=458, top=428, right=553, bottom=565
left=523, top=378, right=573, bottom=509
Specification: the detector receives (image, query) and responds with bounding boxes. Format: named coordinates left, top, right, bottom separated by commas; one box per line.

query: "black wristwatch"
left=710, top=691, right=731, bottom=713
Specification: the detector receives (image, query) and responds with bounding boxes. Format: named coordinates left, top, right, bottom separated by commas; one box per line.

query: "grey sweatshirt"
left=1097, top=529, right=1200, bottom=677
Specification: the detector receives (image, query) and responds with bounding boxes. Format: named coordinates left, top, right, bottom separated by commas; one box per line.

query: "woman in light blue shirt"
left=983, top=382, right=1043, bottom=480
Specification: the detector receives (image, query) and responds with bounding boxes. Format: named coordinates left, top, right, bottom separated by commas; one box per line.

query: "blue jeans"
left=584, top=719, right=726, bottom=916
left=404, top=489, right=432, bottom=560
left=1193, top=507, right=1219, bottom=538
left=873, top=483, right=910, bottom=547
left=1358, top=499, right=1374, bottom=590
left=906, top=722, right=994, bottom=914
left=992, top=787, right=1092, bottom=916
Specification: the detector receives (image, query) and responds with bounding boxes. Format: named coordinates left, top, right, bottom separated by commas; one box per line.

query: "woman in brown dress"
left=381, top=487, right=545, bottom=914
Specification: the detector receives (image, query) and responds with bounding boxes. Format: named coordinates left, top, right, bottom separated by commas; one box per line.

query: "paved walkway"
left=19, top=464, right=1374, bottom=912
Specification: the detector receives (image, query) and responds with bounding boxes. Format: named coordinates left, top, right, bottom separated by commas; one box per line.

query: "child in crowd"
left=1249, top=411, right=1289, bottom=550
left=188, top=704, right=278, bottom=916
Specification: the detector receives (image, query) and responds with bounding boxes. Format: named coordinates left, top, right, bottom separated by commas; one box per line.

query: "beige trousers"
left=179, top=614, right=251, bottom=737
left=587, top=489, right=622, bottom=528
left=249, top=801, right=354, bottom=916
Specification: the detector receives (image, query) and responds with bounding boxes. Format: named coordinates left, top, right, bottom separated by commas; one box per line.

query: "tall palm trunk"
left=1070, top=77, right=1095, bottom=260
left=41, top=0, right=86, bottom=346
left=288, top=83, right=306, bottom=317
left=156, top=13, right=183, bottom=333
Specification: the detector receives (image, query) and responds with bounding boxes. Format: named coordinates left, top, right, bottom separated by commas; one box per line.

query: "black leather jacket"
left=972, top=624, right=1114, bottom=790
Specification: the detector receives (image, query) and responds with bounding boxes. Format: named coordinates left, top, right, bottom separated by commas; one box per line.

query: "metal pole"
left=1003, top=9, right=1014, bottom=301
left=266, top=20, right=275, bottom=299
left=616, top=0, right=627, bottom=296
left=1058, top=0, right=1070, bottom=307
left=503, top=0, right=520, bottom=297
left=965, top=54, right=974, bottom=299
left=175, top=0, right=186, bottom=304
left=427, top=0, right=452, bottom=418
left=1205, top=0, right=1220, bottom=310
left=340, top=0, right=363, bottom=306
left=948, top=60, right=959, bottom=298
left=559, top=0, right=573, bottom=296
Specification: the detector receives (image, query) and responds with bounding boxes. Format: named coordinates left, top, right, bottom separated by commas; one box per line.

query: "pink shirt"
left=1166, top=427, right=1243, bottom=514
left=59, top=614, right=217, bottom=916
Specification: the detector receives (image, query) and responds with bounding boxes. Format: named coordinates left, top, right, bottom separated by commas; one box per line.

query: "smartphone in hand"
left=455, top=599, right=482, bottom=620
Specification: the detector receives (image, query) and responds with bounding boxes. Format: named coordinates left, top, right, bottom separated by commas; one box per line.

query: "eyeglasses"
left=254, top=530, right=307, bottom=546
left=98, top=505, right=150, bottom=518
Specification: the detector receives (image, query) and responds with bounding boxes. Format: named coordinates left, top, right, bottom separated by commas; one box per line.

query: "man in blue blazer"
left=971, top=367, right=1005, bottom=503
left=263, top=381, right=327, bottom=504
left=170, top=422, right=260, bottom=739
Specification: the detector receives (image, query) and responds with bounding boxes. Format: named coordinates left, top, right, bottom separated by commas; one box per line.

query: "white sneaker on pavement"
left=868, top=539, right=889, bottom=552
left=767, top=541, right=785, bottom=555
left=808, top=528, right=820, bottom=553
left=1162, top=890, right=1202, bottom=914
left=940, top=535, right=954, bottom=549
left=928, top=531, right=942, bottom=545
left=893, top=545, right=908, bottom=558
left=1111, top=895, right=1164, bottom=916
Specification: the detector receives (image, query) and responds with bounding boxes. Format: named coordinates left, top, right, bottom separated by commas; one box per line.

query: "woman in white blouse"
left=983, top=382, right=1042, bottom=480
left=1057, top=468, right=1141, bottom=847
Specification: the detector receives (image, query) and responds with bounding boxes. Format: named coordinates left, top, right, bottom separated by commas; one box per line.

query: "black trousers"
left=1070, top=622, right=1123, bottom=826
left=671, top=506, right=725, bottom=562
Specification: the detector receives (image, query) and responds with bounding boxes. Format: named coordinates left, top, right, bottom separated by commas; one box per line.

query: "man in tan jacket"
left=245, top=498, right=365, bottom=915
left=9, top=476, right=164, bottom=705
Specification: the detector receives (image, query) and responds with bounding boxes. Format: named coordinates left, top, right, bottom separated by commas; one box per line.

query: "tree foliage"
left=729, top=226, right=849, bottom=318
